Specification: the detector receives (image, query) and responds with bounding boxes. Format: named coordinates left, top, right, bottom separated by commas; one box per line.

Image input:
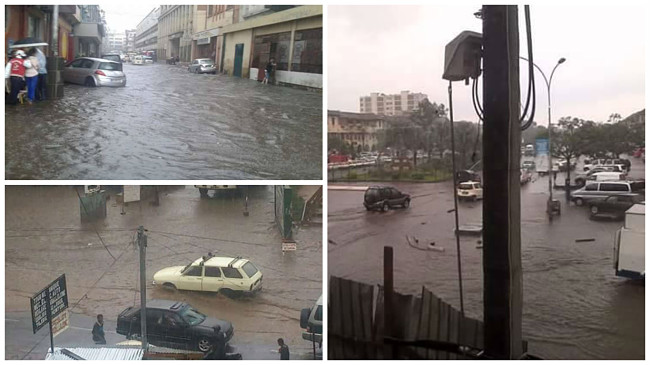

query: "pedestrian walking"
left=35, top=47, right=47, bottom=101
left=277, top=338, right=290, bottom=360
left=25, top=48, right=40, bottom=104
left=92, top=314, right=106, bottom=345
left=263, top=58, right=276, bottom=85
left=5, top=50, right=31, bottom=105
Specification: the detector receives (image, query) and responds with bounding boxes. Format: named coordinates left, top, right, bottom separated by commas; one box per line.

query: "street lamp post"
left=521, top=57, right=566, bottom=219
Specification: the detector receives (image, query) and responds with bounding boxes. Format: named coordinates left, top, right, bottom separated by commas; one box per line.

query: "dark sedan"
left=116, top=300, right=233, bottom=353
left=363, top=186, right=411, bottom=212
left=588, top=194, right=642, bottom=220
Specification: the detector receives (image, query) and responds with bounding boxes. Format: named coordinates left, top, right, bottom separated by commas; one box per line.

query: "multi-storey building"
left=220, top=5, right=322, bottom=88
left=135, top=7, right=160, bottom=53
left=157, top=5, right=195, bottom=62
left=106, top=32, right=125, bottom=52
left=359, top=91, right=428, bottom=116
left=124, top=29, right=136, bottom=53
left=328, top=110, right=386, bottom=152
left=191, top=5, right=237, bottom=70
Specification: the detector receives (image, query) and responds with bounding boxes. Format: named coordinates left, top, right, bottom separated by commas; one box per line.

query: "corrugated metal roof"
left=45, top=347, right=144, bottom=360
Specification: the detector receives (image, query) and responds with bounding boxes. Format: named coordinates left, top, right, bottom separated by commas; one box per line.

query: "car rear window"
left=364, top=188, right=380, bottom=201
left=242, top=262, right=259, bottom=277
left=102, top=55, right=121, bottom=62
left=99, top=62, right=122, bottom=71
left=459, top=183, right=473, bottom=190
left=600, top=183, right=629, bottom=192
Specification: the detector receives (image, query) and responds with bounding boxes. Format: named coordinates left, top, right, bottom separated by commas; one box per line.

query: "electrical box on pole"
left=443, top=31, right=482, bottom=82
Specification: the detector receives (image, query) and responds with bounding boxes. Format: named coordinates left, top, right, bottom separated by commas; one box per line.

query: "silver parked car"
left=63, top=57, right=126, bottom=87
left=188, top=58, right=216, bottom=74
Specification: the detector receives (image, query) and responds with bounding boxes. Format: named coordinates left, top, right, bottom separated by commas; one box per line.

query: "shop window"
left=291, top=28, right=322, bottom=74
left=252, top=32, right=291, bottom=71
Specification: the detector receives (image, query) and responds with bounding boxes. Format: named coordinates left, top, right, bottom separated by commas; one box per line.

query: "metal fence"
left=328, top=276, right=484, bottom=360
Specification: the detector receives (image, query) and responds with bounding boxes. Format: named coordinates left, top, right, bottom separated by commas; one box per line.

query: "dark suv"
left=363, top=186, right=410, bottom=212
left=116, top=300, right=233, bottom=353
left=101, top=54, right=122, bottom=65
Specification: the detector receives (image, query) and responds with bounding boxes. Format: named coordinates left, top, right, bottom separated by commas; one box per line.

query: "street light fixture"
left=520, top=56, right=566, bottom=219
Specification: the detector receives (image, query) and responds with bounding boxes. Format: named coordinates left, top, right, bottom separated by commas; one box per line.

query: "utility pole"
left=481, top=5, right=523, bottom=359
left=137, top=226, right=148, bottom=351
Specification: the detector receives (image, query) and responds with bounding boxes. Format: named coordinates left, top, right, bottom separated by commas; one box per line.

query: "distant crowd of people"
left=5, top=47, right=47, bottom=105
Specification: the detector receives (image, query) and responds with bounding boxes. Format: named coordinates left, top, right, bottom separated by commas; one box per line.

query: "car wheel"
left=84, top=77, right=95, bottom=87
left=162, top=283, right=177, bottom=291
left=381, top=202, right=389, bottom=212
left=403, top=199, right=410, bottom=208
left=590, top=206, right=599, bottom=215
left=575, top=198, right=584, bottom=206
left=197, top=337, right=212, bottom=353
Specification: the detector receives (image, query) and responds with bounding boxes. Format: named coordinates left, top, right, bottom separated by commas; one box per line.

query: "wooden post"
left=481, top=5, right=523, bottom=359
left=383, top=246, right=394, bottom=358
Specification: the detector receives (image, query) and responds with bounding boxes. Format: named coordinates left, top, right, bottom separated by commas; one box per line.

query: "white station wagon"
left=457, top=181, right=483, bottom=201
left=153, top=255, right=263, bottom=295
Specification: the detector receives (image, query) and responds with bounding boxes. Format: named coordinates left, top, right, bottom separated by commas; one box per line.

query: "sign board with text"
left=535, top=138, right=549, bottom=156
left=52, top=309, right=70, bottom=337
left=30, top=274, right=68, bottom=334
left=282, top=242, right=297, bottom=252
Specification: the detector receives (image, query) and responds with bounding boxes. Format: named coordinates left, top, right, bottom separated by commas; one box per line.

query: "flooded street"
left=5, top=186, right=322, bottom=359
left=5, top=63, right=322, bottom=180
left=328, top=158, right=645, bottom=359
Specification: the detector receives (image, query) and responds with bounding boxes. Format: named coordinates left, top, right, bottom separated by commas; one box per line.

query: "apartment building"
left=359, top=91, right=428, bottom=116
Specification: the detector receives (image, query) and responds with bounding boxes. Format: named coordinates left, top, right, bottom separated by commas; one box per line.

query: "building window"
left=28, top=15, right=41, bottom=38
left=252, top=32, right=291, bottom=71
left=208, top=5, right=214, bottom=17
left=291, top=28, right=322, bottom=74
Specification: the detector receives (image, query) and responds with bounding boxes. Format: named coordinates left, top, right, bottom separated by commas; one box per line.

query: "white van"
left=132, top=55, right=144, bottom=65
left=614, top=204, right=644, bottom=279
left=587, top=171, right=626, bottom=182
left=300, top=295, right=323, bottom=347
left=571, top=181, right=640, bottom=206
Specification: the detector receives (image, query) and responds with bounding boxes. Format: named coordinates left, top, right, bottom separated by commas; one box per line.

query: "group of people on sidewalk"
left=5, top=47, right=47, bottom=105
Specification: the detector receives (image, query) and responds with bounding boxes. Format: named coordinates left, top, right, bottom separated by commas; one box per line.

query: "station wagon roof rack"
left=228, top=256, right=243, bottom=268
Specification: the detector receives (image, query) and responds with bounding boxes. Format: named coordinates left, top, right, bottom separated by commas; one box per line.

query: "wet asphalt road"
left=5, top=186, right=322, bottom=359
left=328, top=157, right=644, bottom=359
left=5, top=63, right=322, bottom=180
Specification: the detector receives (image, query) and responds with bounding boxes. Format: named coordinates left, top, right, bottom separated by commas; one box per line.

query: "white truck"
left=613, top=203, right=645, bottom=279
left=300, top=295, right=323, bottom=348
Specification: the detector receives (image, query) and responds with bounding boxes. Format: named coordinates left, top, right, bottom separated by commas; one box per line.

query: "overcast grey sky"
left=101, top=3, right=158, bottom=34
left=328, top=5, right=646, bottom=123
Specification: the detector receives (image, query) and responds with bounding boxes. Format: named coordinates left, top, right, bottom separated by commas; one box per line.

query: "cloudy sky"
left=101, top=3, right=158, bottom=33
left=328, top=5, right=646, bottom=123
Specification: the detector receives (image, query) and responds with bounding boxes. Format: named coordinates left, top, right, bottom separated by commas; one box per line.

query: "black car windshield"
left=180, top=306, right=206, bottom=325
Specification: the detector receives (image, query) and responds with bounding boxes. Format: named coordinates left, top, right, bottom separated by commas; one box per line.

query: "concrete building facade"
left=124, top=29, right=136, bottom=53
left=157, top=5, right=194, bottom=62
left=106, top=32, right=125, bottom=52
left=328, top=110, right=386, bottom=152
left=360, top=90, right=429, bottom=116
left=135, top=7, right=160, bottom=53
left=191, top=5, right=237, bottom=70
left=220, top=5, right=322, bottom=89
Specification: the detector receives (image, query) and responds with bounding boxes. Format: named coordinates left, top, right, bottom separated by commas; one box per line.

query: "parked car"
left=520, top=169, right=532, bottom=184
left=570, top=181, right=643, bottom=206
left=363, top=186, right=411, bottom=212
left=588, top=194, right=642, bottom=220
left=583, top=158, right=626, bottom=172
left=522, top=160, right=536, bottom=170
left=116, top=299, right=234, bottom=353
left=153, top=255, right=262, bottom=296
left=189, top=58, right=217, bottom=74
left=132, top=55, right=144, bottom=65
left=300, top=295, right=323, bottom=348
left=457, top=181, right=483, bottom=201
left=101, top=54, right=122, bottom=65
left=144, top=56, right=154, bottom=64
left=587, top=171, right=626, bottom=182
left=575, top=166, right=626, bottom=186
left=63, top=57, right=126, bottom=87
